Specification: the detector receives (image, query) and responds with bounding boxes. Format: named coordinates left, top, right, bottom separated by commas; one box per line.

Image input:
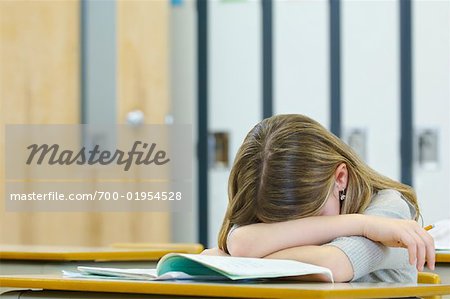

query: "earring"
left=339, top=188, right=347, bottom=201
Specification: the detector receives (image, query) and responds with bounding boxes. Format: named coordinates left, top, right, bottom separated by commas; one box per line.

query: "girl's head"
left=218, top=114, right=419, bottom=252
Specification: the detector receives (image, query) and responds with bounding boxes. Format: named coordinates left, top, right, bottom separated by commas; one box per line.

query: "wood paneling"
left=0, top=0, right=171, bottom=245
left=0, top=0, right=86, bottom=245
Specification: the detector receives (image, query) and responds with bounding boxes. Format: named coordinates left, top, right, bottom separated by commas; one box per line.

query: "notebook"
left=63, top=253, right=333, bottom=282
left=428, top=219, right=450, bottom=250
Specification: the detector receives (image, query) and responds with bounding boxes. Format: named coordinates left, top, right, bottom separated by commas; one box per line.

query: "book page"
left=71, top=255, right=333, bottom=282
left=68, top=267, right=224, bottom=281
left=78, top=267, right=158, bottom=279
left=158, top=253, right=333, bottom=282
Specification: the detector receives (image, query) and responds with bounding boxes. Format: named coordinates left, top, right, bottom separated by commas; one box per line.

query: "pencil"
left=424, top=224, right=434, bottom=231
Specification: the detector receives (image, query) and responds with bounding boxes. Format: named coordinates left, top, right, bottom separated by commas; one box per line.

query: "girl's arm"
left=201, top=245, right=352, bottom=282
left=264, top=245, right=353, bottom=283
left=227, top=214, right=363, bottom=258
left=229, top=214, right=435, bottom=271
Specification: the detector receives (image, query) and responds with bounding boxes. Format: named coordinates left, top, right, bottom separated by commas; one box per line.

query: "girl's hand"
left=362, top=215, right=435, bottom=271
left=200, top=247, right=229, bottom=256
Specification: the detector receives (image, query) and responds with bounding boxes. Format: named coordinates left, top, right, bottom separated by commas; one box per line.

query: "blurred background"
left=0, top=0, right=449, bottom=248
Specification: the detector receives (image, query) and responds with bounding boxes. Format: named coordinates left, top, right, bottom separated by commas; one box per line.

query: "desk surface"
left=0, top=275, right=449, bottom=299
left=437, top=252, right=450, bottom=263
left=0, top=244, right=203, bottom=262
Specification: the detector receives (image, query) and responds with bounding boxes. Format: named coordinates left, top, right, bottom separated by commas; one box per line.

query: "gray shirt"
left=327, top=189, right=418, bottom=282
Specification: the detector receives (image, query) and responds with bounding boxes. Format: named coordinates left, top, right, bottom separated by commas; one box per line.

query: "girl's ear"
left=335, top=163, right=348, bottom=190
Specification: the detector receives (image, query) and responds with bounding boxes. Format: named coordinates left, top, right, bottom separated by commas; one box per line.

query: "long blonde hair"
left=218, top=114, right=419, bottom=253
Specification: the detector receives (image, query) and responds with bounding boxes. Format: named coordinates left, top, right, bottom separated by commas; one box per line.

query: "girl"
left=203, top=114, right=435, bottom=283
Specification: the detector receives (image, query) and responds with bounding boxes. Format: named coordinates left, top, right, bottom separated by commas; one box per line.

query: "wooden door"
left=0, top=0, right=171, bottom=246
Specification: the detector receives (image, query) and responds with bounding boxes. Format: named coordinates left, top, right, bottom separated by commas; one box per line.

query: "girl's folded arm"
left=228, top=214, right=434, bottom=271
left=229, top=192, right=435, bottom=272
left=263, top=245, right=354, bottom=283
left=227, top=214, right=364, bottom=258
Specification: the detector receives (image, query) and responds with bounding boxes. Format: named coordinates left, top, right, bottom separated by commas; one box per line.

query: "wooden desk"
left=111, top=243, right=204, bottom=251
left=0, top=275, right=449, bottom=299
left=0, top=244, right=203, bottom=275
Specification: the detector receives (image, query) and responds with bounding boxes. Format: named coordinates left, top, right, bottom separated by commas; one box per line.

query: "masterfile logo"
left=26, top=141, right=170, bottom=171
left=5, top=124, right=192, bottom=212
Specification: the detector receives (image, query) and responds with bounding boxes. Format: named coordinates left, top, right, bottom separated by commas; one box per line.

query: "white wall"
left=413, top=0, right=450, bottom=224
left=208, top=0, right=262, bottom=247
left=274, top=0, right=329, bottom=128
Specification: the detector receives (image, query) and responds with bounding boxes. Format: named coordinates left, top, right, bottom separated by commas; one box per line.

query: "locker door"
left=412, top=0, right=450, bottom=224
left=342, top=0, right=401, bottom=181
left=208, top=0, right=262, bottom=247
left=274, top=0, right=329, bottom=128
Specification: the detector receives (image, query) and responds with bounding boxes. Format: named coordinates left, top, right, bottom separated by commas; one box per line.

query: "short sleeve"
left=226, top=224, right=239, bottom=253
left=326, top=189, right=418, bottom=282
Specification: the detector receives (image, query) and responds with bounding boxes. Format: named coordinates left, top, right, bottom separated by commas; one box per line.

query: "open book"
left=63, top=253, right=333, bottom=282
